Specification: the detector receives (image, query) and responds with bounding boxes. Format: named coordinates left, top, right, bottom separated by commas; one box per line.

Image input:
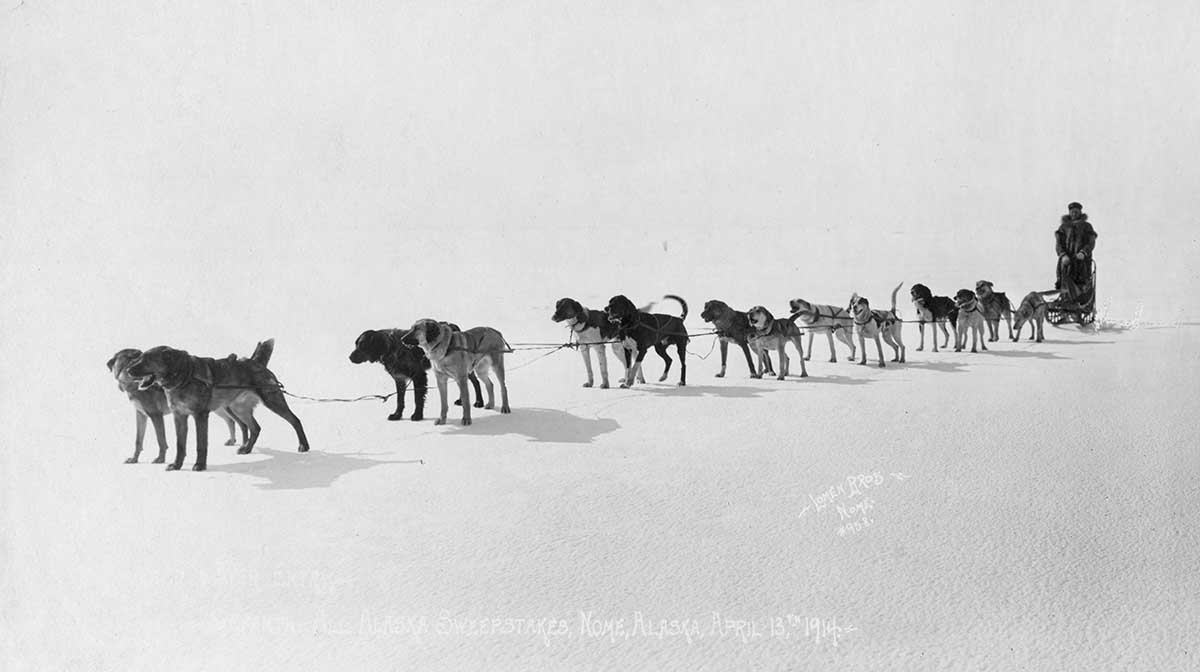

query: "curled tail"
left=663, top=294, right=688, bottom=320
left=251, top=338, right=275, bottom=366
left=890, top=282, right=904, bottom=314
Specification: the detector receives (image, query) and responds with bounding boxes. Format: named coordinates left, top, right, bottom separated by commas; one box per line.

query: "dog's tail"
left=251, top=339, right=275, bottom=366
left=890, top=282, right=903, bottom=315
left=662, top=294, right=688, bottom=320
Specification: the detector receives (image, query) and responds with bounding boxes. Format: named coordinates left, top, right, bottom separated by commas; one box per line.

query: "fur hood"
left=1061, top=212, right=1088, bottom=223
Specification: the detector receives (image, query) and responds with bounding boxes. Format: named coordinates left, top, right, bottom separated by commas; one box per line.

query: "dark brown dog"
left=604, top=294, right=689, bottom=388
left=700, top=299, right=773, bottom=378
left=126, top=344, right=309, bottom=471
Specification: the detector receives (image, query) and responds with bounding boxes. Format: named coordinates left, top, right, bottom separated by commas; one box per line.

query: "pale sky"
left=3, top=1, right=1198, bottom=367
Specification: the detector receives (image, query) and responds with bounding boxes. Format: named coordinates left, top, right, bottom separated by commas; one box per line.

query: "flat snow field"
left=3, top=319, right=1198, bottom=672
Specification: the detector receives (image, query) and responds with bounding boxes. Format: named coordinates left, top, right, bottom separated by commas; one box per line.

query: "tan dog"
left=746, top=306, right=808, bottom=379
left=975, top=280, right=1014, bottom=342
left=404, top=319, right=511, bottom=425
left=786, top=298, right=856, bottom=363
left=1012, top=292, right=1049, bottom=342
left=847, top=283, right=906, bottom=366
left=953, top=289, right=989, bottom=353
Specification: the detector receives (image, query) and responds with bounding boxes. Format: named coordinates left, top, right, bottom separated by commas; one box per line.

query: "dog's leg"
left=494, top=354, right=511, bottom=413
left=412, top=371, right=426, bottom=421
left=622, top=347, right=649, bottom=389
left=467, top=372, right=484, bottom=408
left=478, top=361, right=496, bottom=410
left=934, top=322, right=946, bottom=352
left=791, top=337, right=809, bottom=378
left=193, top=410, right=210, bottom=471
left=237, top=408, right=262, bottom=454
left=776, top=343, right=788, bottom=380
left=917, top=321, right=926, bottom=351
left=595, top=344, right=611, bottom=389
left=716, top=338, right=728, bottom=378
left=805, top=331, right=815, bottom=361
left=168, top=412, right=188, bottom=471
left=857, top=332, right=868, bottom=365
left=580, top=343, right=595, bottom=387
left=457, top=375, right=472, bottom=425
left=1005, top=312, right=1014, bottom=340
left=873, top=334, right=886, bottom=367
left=895, top=325, right=906, bottom=363
left=675, top=342, right=687, bottom=387
left=149, top=413, right=169, bottom=464
left=388, top=376, right=407, bottom=421
left=127, top=411, right=147, bottom=463
left=1035, top=314, right=1045, bottom=342
left=259, top=391, right=310, bottom=452
left=737, top=341, right=757, bottom=378
left=653, top=343, right=673, bottom=382
left=224, top=406, right=251, bottom=454
left=217, top=410, right=238, bottom=446
left=980, top=325, right=988, bottom=351
left=824, top=331, right=837, bottom=363
left=434, top=372, right=450, bottom=425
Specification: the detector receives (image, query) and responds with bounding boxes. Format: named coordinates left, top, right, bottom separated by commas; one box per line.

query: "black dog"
left=604, top=294, right=689, bottom=388
left=350, top=327, right=483, bottom=421
left=909, top=283, right=958, bottom=353
left=699, top=299, right=773, bottom=378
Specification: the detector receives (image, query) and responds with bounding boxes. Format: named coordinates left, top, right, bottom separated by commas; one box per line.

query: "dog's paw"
left=776, top=375, right=786, bottom=381
left=461, top=417, right=472, bottom=426
left=410, top=412, right=423, bottom=422
left=500, top=405, right=511, bottom=414
left=619, top=382, right=631, bottom=389
left=800, top=372, right=809, bottom=378
left=387, top=412, right=404, bottom=421
left=192, top=463, right=207, bottom=472
left=435, top=418, right=447, bottom=426
left=582, top=381, right=593, bottom=388
left=677, top=381, right=686, bottom=387
left=804, top=355, right=812, bottom=361
left=237, top=446, right=252, bottom=455
left=124, top=457, right=138, bottom=464
left=658, top=374, right=668, bottom=382
left=485, top=403, right=494, bottom=410
left=473, top=400, right=484, bottom=408
left=878, top=362, right=886, bottom=368
left=454, top=399, right=463, bottom=406
left=298, top=445, right=309, bottom=453
left=224, top=438, right=238, bottom=446
left=714, top=372, right=725, bottom=378
left=166, top=463, right=182, bottom=471
left=600, top=382, right=609, bottom=389
left=152, top=456, right=165, bottom=464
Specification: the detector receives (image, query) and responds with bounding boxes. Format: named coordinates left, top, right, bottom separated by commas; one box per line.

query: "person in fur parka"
left=1055, top=202, right=1098, bottom=302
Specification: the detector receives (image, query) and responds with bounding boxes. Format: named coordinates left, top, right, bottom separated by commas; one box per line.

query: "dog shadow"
left=643, top=383, right=783, bottom=398
left=206, top=447, right=413, bottom=490
left=793, top=373, right=874, bottom=386
left=982, top=349, right=1069, bottom=360
left=902, top=359, right=972, bottom=374
left=445, top=407, right=620, bottom=443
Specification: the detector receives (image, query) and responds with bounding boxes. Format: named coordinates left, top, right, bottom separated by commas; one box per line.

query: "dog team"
left=110, top=285, right=1049, bottom=471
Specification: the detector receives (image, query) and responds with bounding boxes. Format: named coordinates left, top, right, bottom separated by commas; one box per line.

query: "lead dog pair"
left=113, top=340, right=309, bottom=471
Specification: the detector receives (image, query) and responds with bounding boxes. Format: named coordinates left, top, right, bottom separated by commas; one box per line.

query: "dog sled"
left=1047, top=260, right=1097, bottom=325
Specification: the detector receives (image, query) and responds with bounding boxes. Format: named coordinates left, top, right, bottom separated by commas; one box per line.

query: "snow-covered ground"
left=5, top=2, right=1200, bottom=670
left=3, top=303, right=1198, bottom=671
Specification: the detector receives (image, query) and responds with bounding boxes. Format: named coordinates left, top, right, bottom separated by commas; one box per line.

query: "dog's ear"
left=400, top=329, right=418, bottom=346
left=106, top=355, right=117, bottom=371
left=424, top=321, right=440, bottom=344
